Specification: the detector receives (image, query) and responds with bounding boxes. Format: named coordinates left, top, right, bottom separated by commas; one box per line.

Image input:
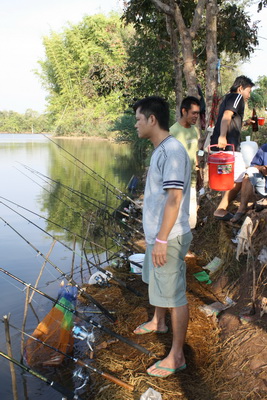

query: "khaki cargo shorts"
left=142, top=231, right=193, bottom=308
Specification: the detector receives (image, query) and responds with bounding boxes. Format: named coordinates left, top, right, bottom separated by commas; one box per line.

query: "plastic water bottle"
left=240, top=136, right=258, bottom=167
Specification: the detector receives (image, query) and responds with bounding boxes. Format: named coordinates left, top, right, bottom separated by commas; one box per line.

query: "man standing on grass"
left=170, top=96, right=200, bottom=169
left=210, top=75, right=255, bottom=221
left=133, top=96, right=192, bottom=378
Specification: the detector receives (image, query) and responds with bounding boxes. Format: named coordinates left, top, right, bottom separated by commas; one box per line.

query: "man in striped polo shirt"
left=133, top=96, right=192, bottom=378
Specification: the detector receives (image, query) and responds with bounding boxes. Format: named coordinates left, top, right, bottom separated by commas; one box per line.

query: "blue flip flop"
left=147, top=360, right=186, bottom=378
left=134, top=322, right=168, bottom=335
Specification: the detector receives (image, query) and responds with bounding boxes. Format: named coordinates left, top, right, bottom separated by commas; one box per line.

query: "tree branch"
left=150, top=0, right=174, bottom=16
left=190, top=0, right=208, bottom=38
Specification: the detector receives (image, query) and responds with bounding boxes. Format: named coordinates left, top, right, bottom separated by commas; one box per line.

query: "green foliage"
left=0, top=109, right=52, bottom=133
left=248, top=75, right=267, bottom=109
left=112, top=109, right=152, bottom=164
left=37, top=13, right=133, bottom=136
left=217, top=2, right=258, bottom=58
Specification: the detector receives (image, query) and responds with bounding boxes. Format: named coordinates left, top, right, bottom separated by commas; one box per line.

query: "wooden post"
left=20, top=285, right=30, bottom=362
left=3, top=314, right=18, bottom=400
left=29, top=240, right=56, bottom=304
left=71, top=235, right=77, bottom=279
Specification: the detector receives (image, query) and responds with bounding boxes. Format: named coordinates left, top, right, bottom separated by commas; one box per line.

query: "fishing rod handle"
left=75, top=359, right=134, bottom=391
left=101, top=372, right=134, bottom=391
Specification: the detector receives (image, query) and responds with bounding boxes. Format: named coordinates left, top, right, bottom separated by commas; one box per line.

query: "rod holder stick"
left=3, top=314, right=18, bottom=400
left=20, top=284, right=30, bottom=362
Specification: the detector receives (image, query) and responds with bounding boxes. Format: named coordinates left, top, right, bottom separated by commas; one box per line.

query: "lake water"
left=0, top=134, right=140, bottom=399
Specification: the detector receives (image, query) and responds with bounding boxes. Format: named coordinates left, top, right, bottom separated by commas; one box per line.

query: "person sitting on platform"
left=231, top=143, right=267, bottom=223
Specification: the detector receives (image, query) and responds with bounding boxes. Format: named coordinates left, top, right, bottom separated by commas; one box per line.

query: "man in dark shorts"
left=133, top=96, right=192, bottom=378
left=210, top=75, right=254, bottom=221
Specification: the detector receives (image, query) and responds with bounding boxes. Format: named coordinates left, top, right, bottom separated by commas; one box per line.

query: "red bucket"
left=208, top=145, right=235, bottom=191
left=258, top=117, right=265, bottom=126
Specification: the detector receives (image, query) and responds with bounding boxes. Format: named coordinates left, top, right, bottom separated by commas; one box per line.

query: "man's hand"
left=260, top=166, right=267, bottom=176
left=152, top=241, right=167, bottom=267
left=218, top=135, right=228, bottom=149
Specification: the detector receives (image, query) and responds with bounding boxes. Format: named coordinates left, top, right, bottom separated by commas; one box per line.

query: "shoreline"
left=0, top=132, right=112, bottom=141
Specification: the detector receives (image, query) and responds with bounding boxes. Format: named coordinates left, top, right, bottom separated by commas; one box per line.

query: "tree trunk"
left=172, top=1, right=199, bottom=98
left=205, top=0, right=218, bottom=129
left=151, top=0, right=207, bottom=99
left=166, top=15, right=183, bottom=118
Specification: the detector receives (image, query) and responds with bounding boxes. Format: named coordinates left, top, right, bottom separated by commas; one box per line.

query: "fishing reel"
left=72, top=325, right=95, bottom=351
left=73, top=368, right=90, bottom=392
left=94, top=273, right=110, bottom=288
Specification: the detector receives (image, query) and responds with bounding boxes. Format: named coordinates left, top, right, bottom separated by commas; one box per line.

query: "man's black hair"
left=133, top=96, right=169, bottom=131
left=230, top=75, right=254, bottom=93
left=180, top=96, right=200, bottom=117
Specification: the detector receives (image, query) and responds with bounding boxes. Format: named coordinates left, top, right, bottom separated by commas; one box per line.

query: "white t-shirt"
left=143, top=135, right=191, bottom=244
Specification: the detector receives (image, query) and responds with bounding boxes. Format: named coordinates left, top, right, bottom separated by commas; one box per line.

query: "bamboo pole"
left=29, top=240, right=56, bottom=304
left=20, top=285, right=30, bottom=362
left=3, top=314, right=18, bottom=400
left=71, top=235, right=76, bottom=279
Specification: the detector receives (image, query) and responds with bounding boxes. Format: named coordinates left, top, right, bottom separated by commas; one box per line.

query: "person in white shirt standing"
left=133, top=96, right=192, bottom=378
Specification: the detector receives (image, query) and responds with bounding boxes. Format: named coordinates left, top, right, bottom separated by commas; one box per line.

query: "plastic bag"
left=140, top=387, right=162, bottom=400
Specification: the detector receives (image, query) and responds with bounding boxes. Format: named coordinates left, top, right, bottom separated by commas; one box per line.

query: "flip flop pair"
left=147, top=360, right=187, bottom=378
left=134, top=322, right=168, bottom=335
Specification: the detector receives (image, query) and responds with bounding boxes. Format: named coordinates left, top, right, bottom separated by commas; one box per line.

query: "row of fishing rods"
left=0, top=318, right=134, bottom=392
left=0, top=196, right=144, bottom=294
left=0, top=135, right=148, bottom=396
left=42, top=134, right=141, bottom=210
left=18, top=162, right=143, bottom=232
left=0, top=267, right=153, bottom=390
left=16, top=162, right=144, bottom=252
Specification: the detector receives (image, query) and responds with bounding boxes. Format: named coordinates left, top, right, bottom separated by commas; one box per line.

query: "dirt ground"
left=78, top=190, right=267, bottom=400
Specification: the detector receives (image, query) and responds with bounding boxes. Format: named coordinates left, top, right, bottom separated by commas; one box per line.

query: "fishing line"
left=0, top=268, right=152, bottom=356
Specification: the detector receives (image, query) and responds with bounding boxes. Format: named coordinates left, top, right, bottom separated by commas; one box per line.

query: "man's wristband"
left=155, top=238, right=168, bottom=244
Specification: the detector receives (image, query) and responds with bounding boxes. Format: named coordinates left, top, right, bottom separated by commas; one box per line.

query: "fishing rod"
left=0, top=196, right=144, bottom=270
left=0, top=268, right=152, bottom=356
left=0, top=200, right=143, bottom=297
left=0, top=214, right=115, bottom=323
left=1, top=320, right=134, bottom=391
left=0, top=350, right=82, bottom=400
left=17, top=163, right=144, bottom=237
left=19, top=163, right=142, bottom=225
left=43, top=134, right=141, bottom=208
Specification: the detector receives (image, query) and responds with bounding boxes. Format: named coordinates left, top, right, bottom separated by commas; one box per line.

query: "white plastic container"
left=128, top=253, right=145, bottom=274
left=240, top=136, right=258, bottom=167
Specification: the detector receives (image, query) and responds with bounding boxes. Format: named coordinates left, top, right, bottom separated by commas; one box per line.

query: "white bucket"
left=128, top=253, right=145, bottom=274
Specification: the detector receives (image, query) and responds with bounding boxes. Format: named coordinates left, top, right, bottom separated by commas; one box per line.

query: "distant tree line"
left=0, top=109, right=52, bottom=133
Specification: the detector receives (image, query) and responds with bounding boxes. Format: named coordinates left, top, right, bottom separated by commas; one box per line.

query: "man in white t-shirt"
left=132, top=96, right=192, bottom=378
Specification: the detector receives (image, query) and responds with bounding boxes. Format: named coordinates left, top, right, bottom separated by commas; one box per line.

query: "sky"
left=0, top=0, right=267, bottom=114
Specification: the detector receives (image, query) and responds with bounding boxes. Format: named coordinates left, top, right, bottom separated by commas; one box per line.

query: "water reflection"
left=0, top=134, right=140, bottom=400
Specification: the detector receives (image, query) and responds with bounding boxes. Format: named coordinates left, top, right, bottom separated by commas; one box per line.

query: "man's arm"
left=152, top=188, right=182, bottom=268
left=218, top=109, right=234, bottom=149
